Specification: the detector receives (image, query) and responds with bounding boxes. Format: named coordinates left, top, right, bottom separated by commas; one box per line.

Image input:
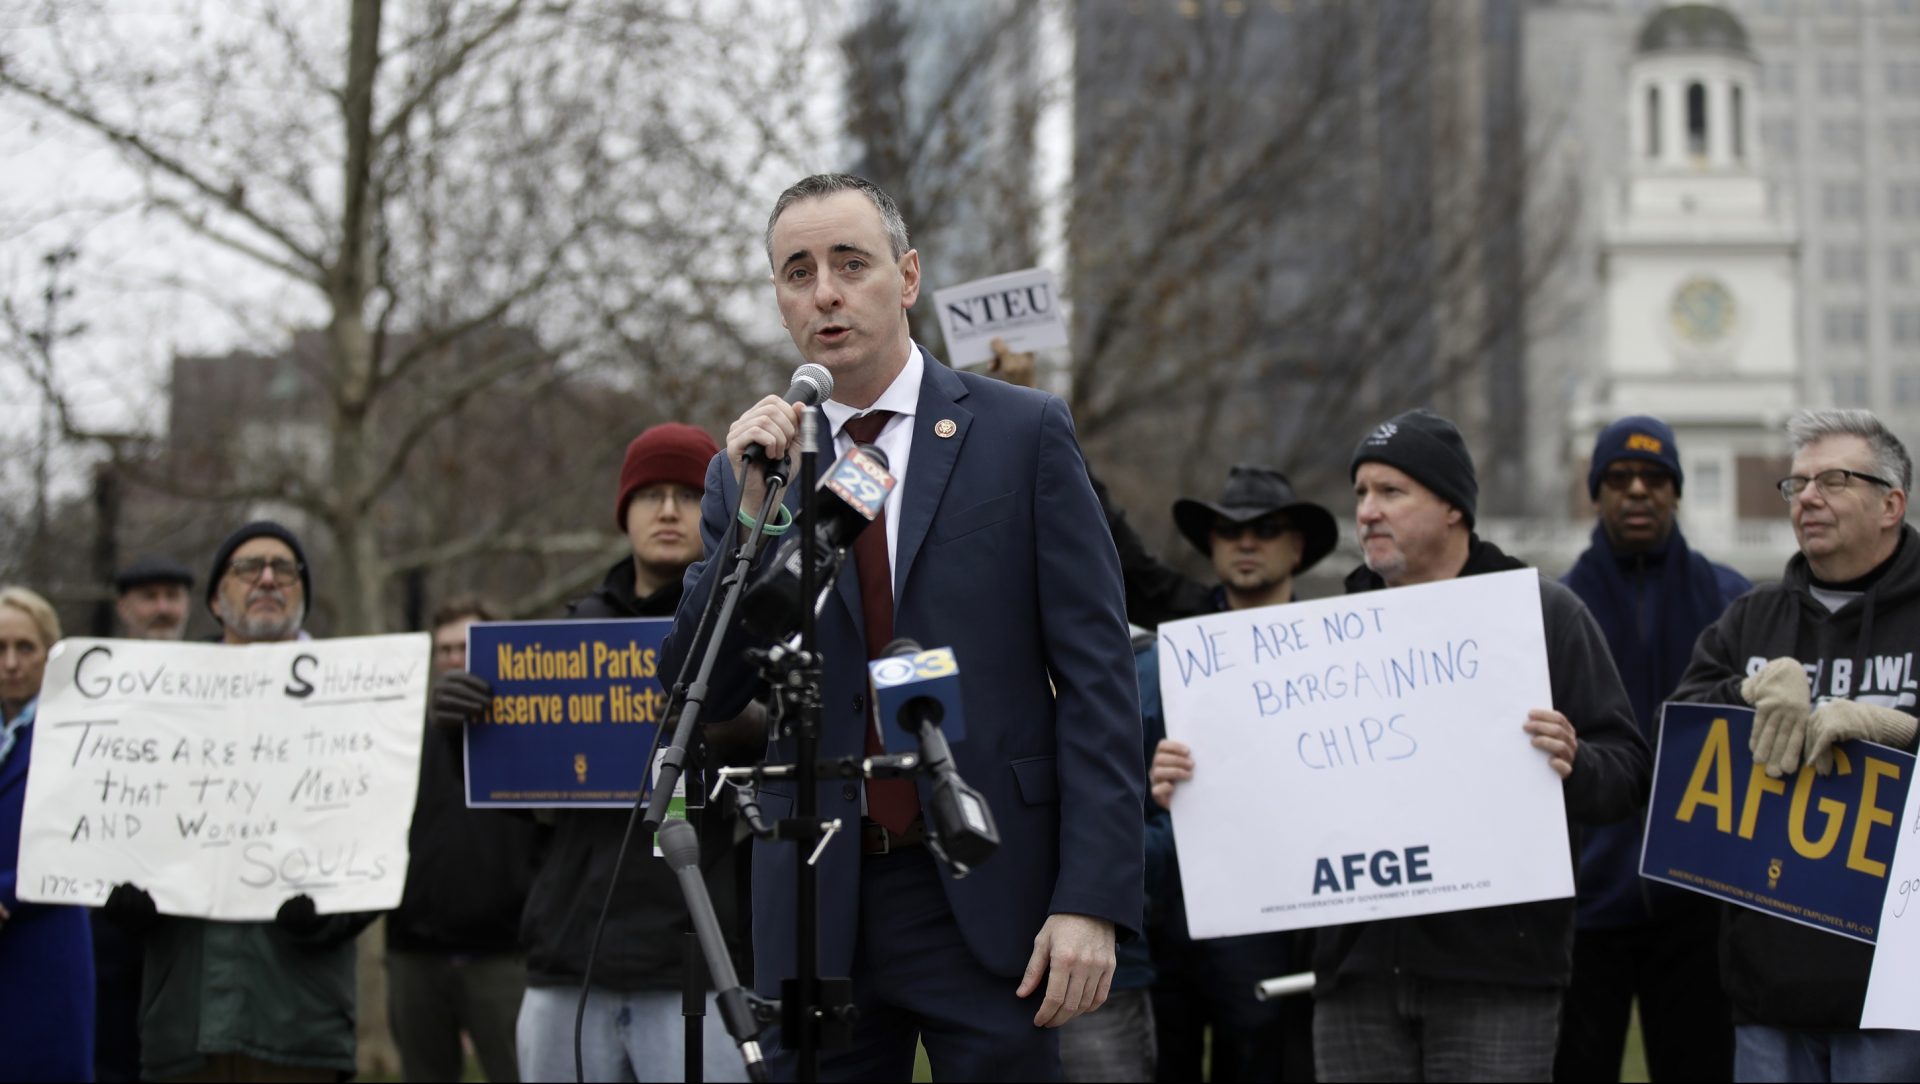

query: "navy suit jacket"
left=663, top=350, right=1144, bottom=995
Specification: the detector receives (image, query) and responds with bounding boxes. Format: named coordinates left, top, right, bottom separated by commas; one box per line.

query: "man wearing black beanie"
left=1154, top=408, right=1651, bottom=1082
left=102, top=520, right=376, bottom=1081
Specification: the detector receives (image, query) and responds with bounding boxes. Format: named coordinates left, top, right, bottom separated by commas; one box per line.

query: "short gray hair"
left=764, top=173, right=911, bottom=268
left=1786, top=408, right=1913, bottom=491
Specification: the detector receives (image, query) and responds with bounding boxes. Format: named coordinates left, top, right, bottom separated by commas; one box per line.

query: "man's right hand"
left=430, top=671, right=492, bottom=727
left=1149, top=738, right=1194, bottom=811
left=1742, top=657, right=1811, bottom=778
left=726, top=394, right=808, bottom=516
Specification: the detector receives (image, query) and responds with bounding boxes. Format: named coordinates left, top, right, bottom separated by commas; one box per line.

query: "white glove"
left=1806, top=700, right=1919, bottom=776
left=1742, top=657, right=1811, bottom=778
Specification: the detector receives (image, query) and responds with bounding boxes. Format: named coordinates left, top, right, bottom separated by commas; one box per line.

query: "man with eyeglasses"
left=102, top=521, right=377, bottom=1081
left=1122, top=466, right=1337, bottom=1083
left=1675, top=409, right=1920, bottom=1082
left=1554, top=417, right=1749, bottom=1083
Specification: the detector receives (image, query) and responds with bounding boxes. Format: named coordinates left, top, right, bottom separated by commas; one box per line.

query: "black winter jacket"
left=1313, top=536, right=1651, bottom=991
left=387, top=718, right=544, bottom=955
left=1672, top=524, right=1920, bottom=1027
left=519, top=558, right=751, bottom=990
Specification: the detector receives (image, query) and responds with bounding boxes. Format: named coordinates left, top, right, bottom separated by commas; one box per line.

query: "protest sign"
left=1640, top=703, right=1910, bottom=943
left=1156, top=569, right=1568, bottom=938
left=464, top=618, right=671, bottom=808
left=1864, top=738, right=1920, bottom=1028
left=931, top=267, right=1069, bottom=367
left=16, top=634, right=429, bottom=920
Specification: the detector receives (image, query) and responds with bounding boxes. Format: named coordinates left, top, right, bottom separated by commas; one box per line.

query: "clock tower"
left=1582, top=2, right=1804, bottom=545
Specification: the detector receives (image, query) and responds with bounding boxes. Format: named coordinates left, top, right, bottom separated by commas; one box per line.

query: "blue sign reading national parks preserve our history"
left=462, top=618, right=672, bottom=807
left=1641, top=702, right=1914, bottom=944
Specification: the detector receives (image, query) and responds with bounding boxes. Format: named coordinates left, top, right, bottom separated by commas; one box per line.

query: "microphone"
left=738, top=443, right=895, bottom=639
left=744, top=363, right=835, bottom=469
left=658, top=819, right=770, bottom=1083
left=869, top=639, right=1000, bottom=876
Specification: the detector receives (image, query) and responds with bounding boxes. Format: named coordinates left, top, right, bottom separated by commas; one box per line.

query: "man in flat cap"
left=1123, top=465, right=1335, bottom=1083
left=113, top=555, right=194, bottom=642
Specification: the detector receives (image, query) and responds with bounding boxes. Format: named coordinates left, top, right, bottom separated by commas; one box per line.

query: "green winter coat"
left=139, top=913, right=368, bottom=1079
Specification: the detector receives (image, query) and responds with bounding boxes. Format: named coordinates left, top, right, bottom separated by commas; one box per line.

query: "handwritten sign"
left=1864, top=736, right=1920, bottom=1028
left=464, top=618, right=671, bottom=808
left=1157, top=569, right=1569, bottom=938
left=16, top=635, right=429, bottom=920
left=931, top=267, right=1069, bottom=367
left=1640, top=703, right=1910, bottom=943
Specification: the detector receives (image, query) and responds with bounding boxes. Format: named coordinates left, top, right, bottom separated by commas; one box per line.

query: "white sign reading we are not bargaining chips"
left=1156, top=569, right=1573, bottom=939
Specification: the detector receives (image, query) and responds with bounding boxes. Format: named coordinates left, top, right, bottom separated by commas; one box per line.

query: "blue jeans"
left=516, top=985, right=749, bottom=1083
left=1734, top=1025, right=1920, bottom=1083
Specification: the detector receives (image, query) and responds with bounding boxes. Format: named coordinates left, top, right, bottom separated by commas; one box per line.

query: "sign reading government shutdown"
left=1642, top=703, right=1912, bottom=944
left=464, top=618, right=671, bottom=808
left=931, top=267, right=1069, bottom=367
left=1156, top=569, right=1569, bottom=938
left=17, top=635, right=429, bottom=920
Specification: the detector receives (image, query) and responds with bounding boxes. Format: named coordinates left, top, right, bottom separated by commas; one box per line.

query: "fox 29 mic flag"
left=1155, top=570, right=1571, bottom=938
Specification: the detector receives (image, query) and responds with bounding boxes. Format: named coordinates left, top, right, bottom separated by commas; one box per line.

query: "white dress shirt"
left=818, top=343, right=922, bottom=574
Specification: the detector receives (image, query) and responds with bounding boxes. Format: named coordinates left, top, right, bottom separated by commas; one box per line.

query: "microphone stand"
left=789, top=408, right=845, bottom=1082
left=637, top=460, right=787, bottom=1084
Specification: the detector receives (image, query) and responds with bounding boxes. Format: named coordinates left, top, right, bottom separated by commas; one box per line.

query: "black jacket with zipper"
left=1312, top=536, right=1651, bottom=991
left=1673, top=524, right=1920, bottom=1027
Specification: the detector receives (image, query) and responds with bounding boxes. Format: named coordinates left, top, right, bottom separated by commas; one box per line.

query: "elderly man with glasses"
left=102, top=522, right=377, bottom=1082
left=1674, top=409, right=1920, bottom=1083
left=1554, top=417, right=1750, bottom=1083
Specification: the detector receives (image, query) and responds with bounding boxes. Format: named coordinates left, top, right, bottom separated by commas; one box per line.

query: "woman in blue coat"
left=0, top=585, right=93, bottom=1082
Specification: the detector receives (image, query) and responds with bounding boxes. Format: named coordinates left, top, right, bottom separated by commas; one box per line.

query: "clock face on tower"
left=1670, top=276, right=1736, bottom=345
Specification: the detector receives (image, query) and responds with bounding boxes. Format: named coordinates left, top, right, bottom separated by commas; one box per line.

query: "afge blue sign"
left=1642, top=703, right=1913, bottom=943
left=463, top=618, right=672, bottom=808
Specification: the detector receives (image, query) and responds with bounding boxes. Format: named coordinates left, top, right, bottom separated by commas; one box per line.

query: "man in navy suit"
left=663, top=173, right=1143, bottom=1080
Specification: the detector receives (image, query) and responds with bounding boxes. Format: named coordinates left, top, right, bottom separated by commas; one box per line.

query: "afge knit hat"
left=1349, top=409, right=1479, bottom=527
left=1587, top=415, right=1684, bottom=499
left=616, top=423, right=720, bottom=531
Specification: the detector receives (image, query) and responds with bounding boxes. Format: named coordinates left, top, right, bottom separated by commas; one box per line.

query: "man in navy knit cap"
left=1554, top=417, right=1748, bottom=1082
left=1154, top=409, right=1650, bottom=1082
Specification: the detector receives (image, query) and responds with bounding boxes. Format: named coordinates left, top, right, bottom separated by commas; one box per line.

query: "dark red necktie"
left=841, top=410, right=920, bottom=834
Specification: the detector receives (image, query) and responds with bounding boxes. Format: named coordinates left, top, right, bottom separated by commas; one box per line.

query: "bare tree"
left=837, top=0, right=1578, bottom=568
left=0, top=0, right=820, bottom=636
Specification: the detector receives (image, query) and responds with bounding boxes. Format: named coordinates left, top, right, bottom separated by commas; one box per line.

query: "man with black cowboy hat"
left=1153, top=410, right=1651, bottom=1082
left=1122, top=465, right=1335, bottom=1084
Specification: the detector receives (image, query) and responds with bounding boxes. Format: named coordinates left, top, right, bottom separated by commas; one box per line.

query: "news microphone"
left=738, top=443, right=895, bottom=639
left=743, top=363, right=835, bottom=470
left=658, top=819, right=769, bottom=1083
left=870, top=639, right=1000, bottom=875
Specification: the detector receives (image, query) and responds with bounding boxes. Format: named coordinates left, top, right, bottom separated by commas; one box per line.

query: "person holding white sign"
left=1135, top=465, right=1338, bottom=1084
left=101, top=523, right=376, bottom=1082
left=1673, top=409, right=1920, bottom=1083
left=0, top=586, right=96, bottom=1081
left=1153, top=409, right=1649, bottom=1083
